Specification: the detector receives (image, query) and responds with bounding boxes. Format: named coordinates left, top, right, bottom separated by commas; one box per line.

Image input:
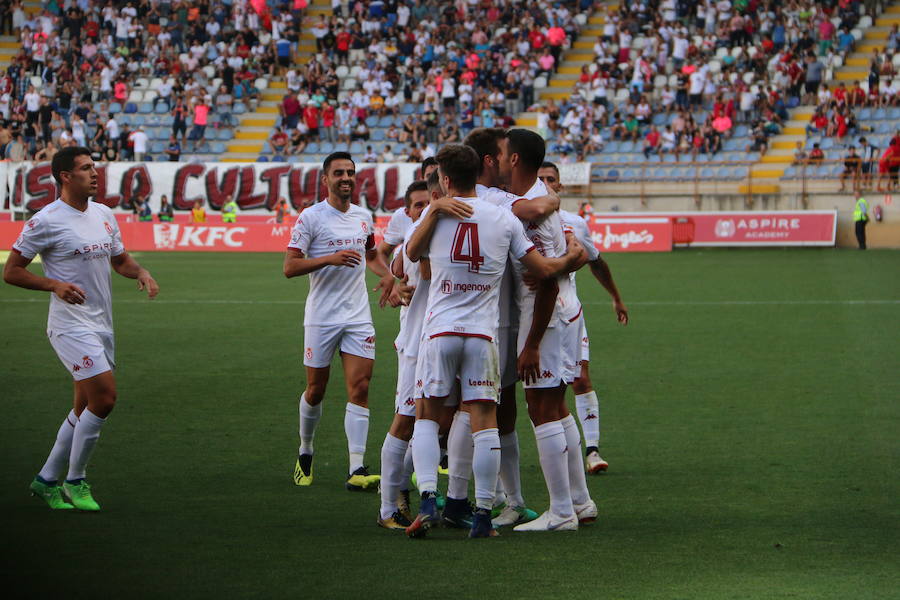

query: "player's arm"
left=3, top=250, right=87, bottom=304
left=588, top=256, right=628, bottom=325
left=373, top=239, right=397, bottom=300
left=110, top=251, right=159, bottom=298
left=518, top=234, right=586, bottom=279
left=510, top=191, right=560, bottom=222
left=283, top=247, right=360, bottom=277
left=405, top=198, right=473, bottom=262
left=517, top=277, right=558, bottom=385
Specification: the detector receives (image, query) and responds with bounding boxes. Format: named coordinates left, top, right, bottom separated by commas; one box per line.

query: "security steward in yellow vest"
left=222, top=199, right=238, bottom=224
left=853, top=196, right=868, bottom=250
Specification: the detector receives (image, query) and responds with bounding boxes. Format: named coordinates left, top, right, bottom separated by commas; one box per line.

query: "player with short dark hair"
left=284, top=152, right=392, bottom=491
left=538, top=161, right=628, bottom=475
left=4, top=146, right=159, bottom=511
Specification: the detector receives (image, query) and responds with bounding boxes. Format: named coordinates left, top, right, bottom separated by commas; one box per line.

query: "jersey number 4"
left=451, top=222, right=484, bottom=273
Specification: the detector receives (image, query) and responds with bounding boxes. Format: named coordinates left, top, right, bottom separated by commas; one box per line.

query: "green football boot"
left=30, top=478, right=74, bottom=510
left=62, top=480, right=101, bottom=511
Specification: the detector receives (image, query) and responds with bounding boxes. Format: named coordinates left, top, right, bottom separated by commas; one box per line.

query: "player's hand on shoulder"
left=431, top=196, right=474, bottom=220
left=52, top=280, right=87, bottom=304
left=137, top=270, right=159, bottom=299
left=329, top=249, right=362, bottom=267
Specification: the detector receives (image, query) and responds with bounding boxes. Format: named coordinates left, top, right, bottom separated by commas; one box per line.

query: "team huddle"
left=285, top=128, right=628, bottom=538
left=7, top=130, right=627, bottom=538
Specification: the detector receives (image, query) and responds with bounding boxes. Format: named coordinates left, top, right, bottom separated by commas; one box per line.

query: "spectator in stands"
left=172, top=98, right=188, bottom=147
left=216, top=86, right=234, bottom=129
left=808, top=143, right=825, bottom=164
left=380, top=144, right=395, bottom=162
left=288, top=126, right=307, bottom=156
left=158, top=196, right=174, bottom=223
left=270, top=126, right=289, bottom=155
left=352, top=118, right=369, bottom=141
left=643, top=125, right=661, bottom=159
left=840, top=146, right=862, bottom=192
left=188, top=96, right=209, bottom=151
left=5, top=131, right=24, bottom=161
left=859, top=137, right=878, bottom=189
left=165, top=135, right=181, bottom=162
left=807, top=109, right=828, bottom=136
left=130, top=125, right=148, bottom=162
left=281, top=91, right=301, bottom=131
left=302, top=101, right=319, bottom=140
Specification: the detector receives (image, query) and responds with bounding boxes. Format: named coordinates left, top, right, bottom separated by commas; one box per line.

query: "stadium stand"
left=0, top=0, right=898, bottom=194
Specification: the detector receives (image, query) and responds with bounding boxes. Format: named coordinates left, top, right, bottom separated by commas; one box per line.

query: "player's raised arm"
left=110, top=252, right=159, bottom=299
left=509, top=189, right=561, bottom=222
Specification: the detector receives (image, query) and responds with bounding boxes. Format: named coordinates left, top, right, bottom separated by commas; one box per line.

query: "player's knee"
left=305, top=384, right=326, bottom=405
left=572, top=377, right=592, bottom=395
left=348, top=377, right=370, bottom=403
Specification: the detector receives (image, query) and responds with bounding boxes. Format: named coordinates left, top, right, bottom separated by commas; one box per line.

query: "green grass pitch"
left=1, top=249, right=898, bottom=599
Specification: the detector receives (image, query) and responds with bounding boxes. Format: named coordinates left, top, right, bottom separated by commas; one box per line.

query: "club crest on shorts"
left=82, top=355, right=94, bottom=368
left=305, top=347, right=313, bottom=360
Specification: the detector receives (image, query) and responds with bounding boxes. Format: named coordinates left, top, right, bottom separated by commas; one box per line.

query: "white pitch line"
left=0, top=299, right=898, bottom=306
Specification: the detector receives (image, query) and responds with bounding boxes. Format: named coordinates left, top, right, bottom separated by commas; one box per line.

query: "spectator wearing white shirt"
left=130, top=125, right=148, bottom=162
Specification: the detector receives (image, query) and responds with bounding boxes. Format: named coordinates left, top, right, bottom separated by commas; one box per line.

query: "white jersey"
left=382, top=206, right=413, bottom=247
left=394, top=223, right=430, bottom=357
left=12, top=199, right=125, bottom=334
left=288, top=200, right=375, bottom=327
left=415, top=196, right=534, bottom=341
left=559, top=210, right=599, bottom=319
left=476, top=183, right=517, bottom=329
left=504, top=179, right=578, bottom=324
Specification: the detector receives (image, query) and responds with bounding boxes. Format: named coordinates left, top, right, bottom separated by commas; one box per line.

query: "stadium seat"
left=350, top=142, right=363, bottom=153
left=257, top=155, right=269, bottom=162
left=234, top=102, right=247, bottom=114
left=124, top=103, right=138, bottom=114
left=139, top=103, right=153, bottom=113
left=110, top=102, right=122, bottom=114
left=371, top=129, right=385, bottom=141
left=319, top=141, right=334, bottom=153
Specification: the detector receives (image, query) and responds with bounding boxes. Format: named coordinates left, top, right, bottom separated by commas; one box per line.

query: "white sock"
left=561, top=414, right=592, bottom=506
left=38, top=410, right=77, bottom=483
left=401, top=443, right=414, bottom=490
left=472, top=428, right=501, bottom=511
left=499, top=431, right=525, bottom=508
left=494, top=477, right=507, bottom=508
left=344, top=403, right=369, bottom=474
left=66, top=409, right=105, bottom=482
left=411, top=419, right=440, bottom=493
left=446, top=411, right=473, bottom=500
left=575, top=391, right=600, bottom=449
left=533, top=420, right=574, bottom=518
left=298, top=393, right=322, bottom=456
left=379, top=433, right=408, bottom=520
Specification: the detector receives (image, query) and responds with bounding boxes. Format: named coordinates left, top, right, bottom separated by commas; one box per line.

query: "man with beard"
left=284, top=152, right=392, bottom=491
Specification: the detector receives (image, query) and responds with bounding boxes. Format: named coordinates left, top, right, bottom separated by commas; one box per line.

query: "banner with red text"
left=2, top=161, right=422, bottom=218
left=596, top=211, right=837, bottom=246
left=587, top=217, right=673, bottom=252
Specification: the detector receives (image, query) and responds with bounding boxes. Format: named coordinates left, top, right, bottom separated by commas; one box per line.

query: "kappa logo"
left=305, top=347, right=313, bottom=360
left=82, top=356, right=94, bottom=368
left=585, top=414, right=598, bottom=421
left=541, top=370, right=553, bottom=379
left=416, top=379, right=423, bottom=388
left=582, top=336, right=589, bottom=344
left=364, top=335, right=375, bottom=344
left=72, top=364, right=81, bottom=372
left=404, top=398, right=415, bottom=407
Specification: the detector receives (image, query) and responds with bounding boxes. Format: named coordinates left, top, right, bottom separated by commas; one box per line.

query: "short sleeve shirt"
left=383, top=206, right=412, bottom=247
left=287, top=200, right=375, bottom=327
left=12, top=199, right=125, bottom=334
left=416, top=198, right=533, bottom=341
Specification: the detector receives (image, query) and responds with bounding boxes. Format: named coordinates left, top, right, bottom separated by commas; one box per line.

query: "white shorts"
left=395, top=351, right=417, bottom=417
left=49, top=330, right=115, bottom=381
left=497, top=325, right=519, bottom=389
left=415, top=334, right=500, bottom=403
left=516, top=323, right=572, bottom=389
left=303, top=322, right=375, bottom=368
left=561, top=316, right=582, bottom=383
left=578, top=315, right=590, bottom=363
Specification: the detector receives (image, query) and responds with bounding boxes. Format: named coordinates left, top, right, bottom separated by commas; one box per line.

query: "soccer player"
left=495, top=129, right=596, bottom=532
left=4, top=146, right=159, bottom=511
left=464, top=127, right=561, bottom=527
left=377, top=179, right=433, bottom=529
left=404, top=144, right=584, bottom=538
left=284, top=152, right=392, bottom=491
left=538, top=161, right=629, bottom=474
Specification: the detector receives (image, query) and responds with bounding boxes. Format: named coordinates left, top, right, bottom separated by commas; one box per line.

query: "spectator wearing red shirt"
left=335, top=28, right=351, bottom=65
left=528, top=26, right=545, bottom=50
left=303, top=102, right=320, bottom=138
left=281, top=91, right=300, bottom=130
left=321, top=102, right=336, bottom=143
left=270, top=126, right=289, bottom=154
left=643, top=125, right=661, bottom=159
left=806, top=110, right=828, bottom=136
left=546, top=25, right=566, bottom=64
left=849, top=81, right=866, bottom=107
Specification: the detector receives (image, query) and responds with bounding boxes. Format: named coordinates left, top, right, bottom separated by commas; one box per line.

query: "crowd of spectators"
left=0, top=0, right=290, bottom=161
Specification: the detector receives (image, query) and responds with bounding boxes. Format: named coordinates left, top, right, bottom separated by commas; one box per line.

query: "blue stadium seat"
left=109, top=102, right=122, bottom=114
left=400, top=104, right=415, bottom=115
left=859, top=107, right=873, bottom=120
left=889, top=107, right=900, bottom=121
left=306, top=142, right=319, bottom=153
left=261, top=142, right=271, bottom=153
left=378, top=116, right=393, bottom=127
left=319, top=141, right=334, bottom=153
left=154, top=102, right=169, bottom=114
left=606, top=168, right=620, bottom=181
left=365, top=116, right=378, bottom=127
left=371, top=129, right=385, bottom=141
left=272, top=155, right=286, bottom=162
left=874, top=108, right=887, bottom=120
left=124, top=103, right=138, bottom=114
left=287, top=155, right=301, bottom=163
left=151, top=141, right=165, bottom=153
left=234, top=102, right=246, bottom=114
left=701, top=167, right=714, bottom=178
left=782, top=166, right=797, bottom=179
left=257, top=155, right=269, bottom=162
left=733, top=125, right=749, bottom=137
left=139, top=103, right=153, bottom=114
left=211, top=142, right=226, bottom=154
left=619, top=141, right=635, bottom=152
left=604, top=140, right=620, bottom=153
left=350, top=141, right=363, bottom=153
left=160, top=115, right=174, bottom=127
